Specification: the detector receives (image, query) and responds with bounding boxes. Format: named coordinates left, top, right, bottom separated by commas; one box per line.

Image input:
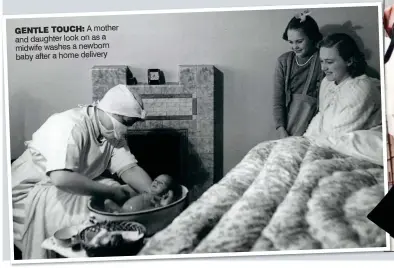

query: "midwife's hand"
left=111, top=186, right=131, bottom=205
left=104, top=199, right=122, bottom=213
left=277, top=126, right=289, bottom=139
left=120, top=184, right=139, bottom=197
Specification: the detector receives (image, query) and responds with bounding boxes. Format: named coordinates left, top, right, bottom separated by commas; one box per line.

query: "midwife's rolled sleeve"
left=45, top=124, right=84, bottom=174
left=108, top=139, right=138, bottom=176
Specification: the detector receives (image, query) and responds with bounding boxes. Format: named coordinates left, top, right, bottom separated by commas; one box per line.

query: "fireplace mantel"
left=91, top=65, right=223, bottom=202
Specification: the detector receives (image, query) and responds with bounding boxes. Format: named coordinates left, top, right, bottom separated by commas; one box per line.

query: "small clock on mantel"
left=148, top=69, right=161, bottom=85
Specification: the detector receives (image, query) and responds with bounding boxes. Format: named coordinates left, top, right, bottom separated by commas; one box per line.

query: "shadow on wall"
left=10, top=90, right=57, bottom=159
left=9, top=91, right=26, bottom=159
left=320, top=20, right=380, bottom=79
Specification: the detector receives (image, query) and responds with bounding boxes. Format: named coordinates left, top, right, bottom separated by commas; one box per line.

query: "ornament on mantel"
left=148, top=69, right=165, bottom=85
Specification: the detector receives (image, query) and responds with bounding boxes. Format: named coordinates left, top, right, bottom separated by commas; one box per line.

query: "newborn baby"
left=104, top=174, right=176, bottom=213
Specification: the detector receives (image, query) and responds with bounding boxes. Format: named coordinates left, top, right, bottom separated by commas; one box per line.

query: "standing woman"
left=273, top=10, right=325, bottom=138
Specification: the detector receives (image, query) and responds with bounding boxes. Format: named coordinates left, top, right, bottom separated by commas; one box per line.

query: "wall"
left=6, top=6, right=381, bottom=174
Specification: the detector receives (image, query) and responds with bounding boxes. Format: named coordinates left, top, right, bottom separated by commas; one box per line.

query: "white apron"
left=12, top=106, right=137, bottom=259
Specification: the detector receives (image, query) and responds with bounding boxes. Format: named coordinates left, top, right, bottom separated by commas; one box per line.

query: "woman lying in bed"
left=304, top=33, right=381, bottom=137
left=303, top=33, right=383, bottom=165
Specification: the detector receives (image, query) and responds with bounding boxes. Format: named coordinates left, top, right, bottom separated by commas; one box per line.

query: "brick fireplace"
left=91, top=65, right=223, bottom=202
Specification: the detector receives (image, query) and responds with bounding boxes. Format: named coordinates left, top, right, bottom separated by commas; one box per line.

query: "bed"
left=138, top=134, right=386, bottom=255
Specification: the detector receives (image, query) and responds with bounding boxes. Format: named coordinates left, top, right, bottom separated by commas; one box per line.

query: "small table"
left=41, top=229, right=150, bottom=258
left=42, top=236, right=87, bottom=258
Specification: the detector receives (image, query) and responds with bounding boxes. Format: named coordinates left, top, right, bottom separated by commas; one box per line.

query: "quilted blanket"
left=138, top=136, right=386, bottom=255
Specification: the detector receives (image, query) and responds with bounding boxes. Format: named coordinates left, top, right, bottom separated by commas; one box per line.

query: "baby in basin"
left=104, top=174, right=178, bottom=213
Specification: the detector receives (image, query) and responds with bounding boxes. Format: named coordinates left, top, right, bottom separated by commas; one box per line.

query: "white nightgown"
left=304, top=74, right=382, bottom=138
left=12, top=106, right=138, bottom=259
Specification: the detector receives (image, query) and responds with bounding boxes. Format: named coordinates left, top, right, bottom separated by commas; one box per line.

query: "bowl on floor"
left=79, top=220, right=146, bottom=257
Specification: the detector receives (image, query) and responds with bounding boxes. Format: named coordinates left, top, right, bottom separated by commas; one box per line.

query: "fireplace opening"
left=126, top=128, right=188, bottom=185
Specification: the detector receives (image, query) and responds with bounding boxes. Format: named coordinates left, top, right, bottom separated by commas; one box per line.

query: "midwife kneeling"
left=11, top=84, right=152, bottom=260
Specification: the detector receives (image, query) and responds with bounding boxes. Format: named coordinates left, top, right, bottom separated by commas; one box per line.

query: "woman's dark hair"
left=282, top=15, right=323, bottom=45
left=319, top=33, right=367, bottom=78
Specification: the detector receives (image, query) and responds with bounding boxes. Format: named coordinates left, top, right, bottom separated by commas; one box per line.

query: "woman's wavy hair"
left=319, top=33, right=367, bottom=78
left=282, top=15, right=323, bottom=46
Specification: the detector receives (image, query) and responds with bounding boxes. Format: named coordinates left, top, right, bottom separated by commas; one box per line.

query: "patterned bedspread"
left=138, top=136, right=386, bottom=255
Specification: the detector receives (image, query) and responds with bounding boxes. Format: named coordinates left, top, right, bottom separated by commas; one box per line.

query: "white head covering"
left=96, top=84, right=146, bottom=119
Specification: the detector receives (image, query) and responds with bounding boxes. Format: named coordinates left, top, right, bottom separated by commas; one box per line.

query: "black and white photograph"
left=3, top=2, right=389, bottom=262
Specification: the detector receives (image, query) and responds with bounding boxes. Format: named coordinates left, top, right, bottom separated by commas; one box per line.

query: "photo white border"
left=2, top=1, right=390, bottom=264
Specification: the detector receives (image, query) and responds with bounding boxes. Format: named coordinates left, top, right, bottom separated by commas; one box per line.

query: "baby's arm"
left=160, top=190, right=174, bottom=206
left=121, top=193, right=153, bottom=212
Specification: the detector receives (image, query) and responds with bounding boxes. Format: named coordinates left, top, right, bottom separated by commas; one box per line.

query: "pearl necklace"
left=295, top=53, right=314, bottom=66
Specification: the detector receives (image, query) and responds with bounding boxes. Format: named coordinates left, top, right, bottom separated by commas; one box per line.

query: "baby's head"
left=150, top=174, right=174, bottom=196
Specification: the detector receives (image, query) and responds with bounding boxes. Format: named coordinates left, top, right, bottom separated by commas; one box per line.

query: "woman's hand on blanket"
left=277, top=126, right=289, bottom=139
